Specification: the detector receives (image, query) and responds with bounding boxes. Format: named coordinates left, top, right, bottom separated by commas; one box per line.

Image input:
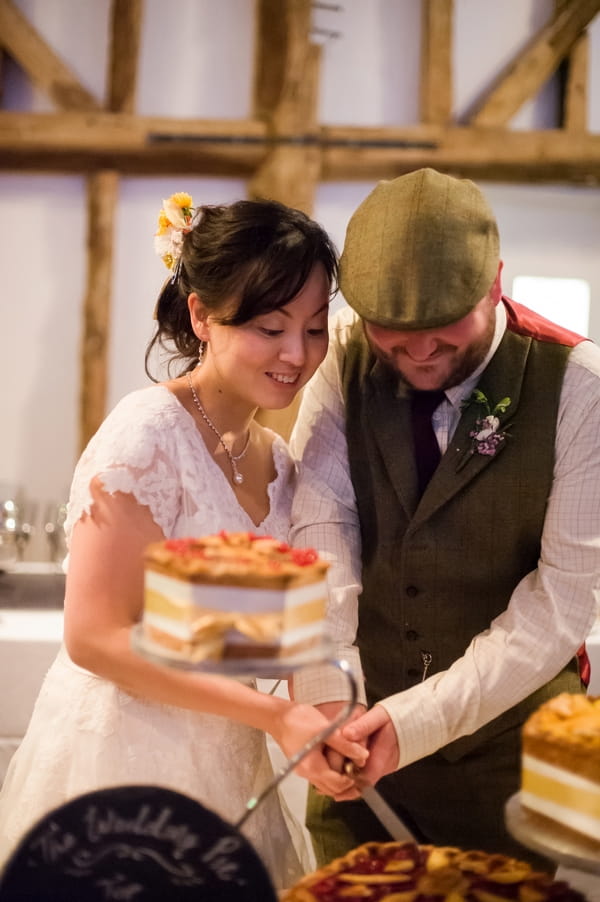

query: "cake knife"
left=344, top=761, right=416, bottom=842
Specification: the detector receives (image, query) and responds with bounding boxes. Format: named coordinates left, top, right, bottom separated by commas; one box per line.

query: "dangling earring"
left=196, top=340, right=206, bottom=368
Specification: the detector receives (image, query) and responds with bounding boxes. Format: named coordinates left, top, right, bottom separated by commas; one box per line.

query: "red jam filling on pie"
left=281, top=841, right=585, bottom=902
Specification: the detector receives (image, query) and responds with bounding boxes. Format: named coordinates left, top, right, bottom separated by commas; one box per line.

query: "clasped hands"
left=321, top=701, right=400, bottom=801
left=280, top=700, right=399, bottom=800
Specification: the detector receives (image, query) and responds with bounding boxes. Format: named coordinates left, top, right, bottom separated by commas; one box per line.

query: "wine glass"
left=44, top=502, right=68, bottom=565
left=15, top=500, right=36, bottom=561
left=0, top=484, right=36, bottom=565
left=0, top=494, right=19, bottom=566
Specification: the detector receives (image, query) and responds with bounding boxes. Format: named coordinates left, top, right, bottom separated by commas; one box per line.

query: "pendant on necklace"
left=186, top=372, right=248, bottom=486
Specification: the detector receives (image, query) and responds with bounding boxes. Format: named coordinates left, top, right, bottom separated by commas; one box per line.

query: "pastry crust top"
left=144, top=531, right=329, bottom=588
left=281, top=840, right=584, bottom=901
left=522, top=692, right=600, bottom=782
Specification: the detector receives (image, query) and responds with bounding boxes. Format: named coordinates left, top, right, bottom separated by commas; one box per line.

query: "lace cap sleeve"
left=64, top=387, right=183, bottom=541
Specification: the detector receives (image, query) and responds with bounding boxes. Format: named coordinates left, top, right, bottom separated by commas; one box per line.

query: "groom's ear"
left=490, top=261, right=504, bottom=306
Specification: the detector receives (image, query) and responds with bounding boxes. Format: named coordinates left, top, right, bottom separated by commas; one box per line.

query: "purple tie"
left=410, top=390, right=445, bottom=496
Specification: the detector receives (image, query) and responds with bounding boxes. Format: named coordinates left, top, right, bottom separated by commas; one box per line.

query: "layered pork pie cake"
left=521, top=691, right=600, bottom=841
left=142, top=531, right=329, bottom=661
left=280, top=841, right=584, bottom=902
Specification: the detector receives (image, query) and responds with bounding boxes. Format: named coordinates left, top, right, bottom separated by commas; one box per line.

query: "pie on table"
left=280, top=841, right=585, bottom=902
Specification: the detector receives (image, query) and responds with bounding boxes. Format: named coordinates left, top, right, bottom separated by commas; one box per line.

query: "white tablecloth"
left=0, top=608, right=63, bottom=783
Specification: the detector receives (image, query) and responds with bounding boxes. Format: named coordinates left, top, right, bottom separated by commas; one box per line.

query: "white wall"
left=1, top=0, right=600, bottom=560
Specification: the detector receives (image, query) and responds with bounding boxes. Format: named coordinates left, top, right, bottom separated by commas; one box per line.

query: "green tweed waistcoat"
left=341, top=315, right=582, bottom=761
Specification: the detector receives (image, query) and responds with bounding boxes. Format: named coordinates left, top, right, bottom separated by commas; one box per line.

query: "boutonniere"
left=461, top=389, right=512, bottom=457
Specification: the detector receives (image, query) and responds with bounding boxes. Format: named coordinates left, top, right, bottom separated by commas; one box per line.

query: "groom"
left=290, top=168, right=600, bottom=869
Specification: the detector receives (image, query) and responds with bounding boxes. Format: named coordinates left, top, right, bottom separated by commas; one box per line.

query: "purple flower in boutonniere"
left=461, top=389, right=511, bottom=457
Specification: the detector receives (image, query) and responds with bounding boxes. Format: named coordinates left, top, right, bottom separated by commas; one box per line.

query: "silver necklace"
left=187, top=373, right=250, bottom=485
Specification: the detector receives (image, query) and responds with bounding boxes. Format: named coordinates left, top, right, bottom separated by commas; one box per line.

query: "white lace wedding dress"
left=0, top=385, right=311, bottom=890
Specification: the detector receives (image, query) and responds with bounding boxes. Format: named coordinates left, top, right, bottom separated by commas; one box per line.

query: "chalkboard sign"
left=0, top=785, right=278, bottom=901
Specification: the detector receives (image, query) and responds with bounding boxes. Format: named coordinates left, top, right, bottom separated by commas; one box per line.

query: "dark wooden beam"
left=107, top=0, right=143, bottom=113
left=250, top=0, right=322, bottom=439
left=319, top=124, right=600, bottom=184
left=0, top=0, right=99, bottom=110
left=562, top=34, right=588, bottom=132
left=79, top=171, right=119, bottom=452
left=2, top=112, right=600, bottom=184
left=556, top=0, right=589, bottom=131
left=0, top=110, right=267, bottom=149
left=253, top=0, right=289, bottom=122
left=468, top=0, right=600, bottom=127
left=78, top=1, right=145, bottom=444
left=249, top=0, right=321, bottom=214
left=420, top=0, right=453, bottom=125
left=0, top=110, right=267, bottom=173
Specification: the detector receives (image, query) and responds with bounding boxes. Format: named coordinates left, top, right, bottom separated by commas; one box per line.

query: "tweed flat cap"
left=339, top=168, right=500, bottom=330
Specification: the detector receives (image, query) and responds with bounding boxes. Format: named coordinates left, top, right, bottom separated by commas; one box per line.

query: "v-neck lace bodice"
left=65, top=384, right=296, bottom=540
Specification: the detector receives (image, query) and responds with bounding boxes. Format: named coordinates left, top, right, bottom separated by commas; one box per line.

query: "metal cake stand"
left=505, top=793, right=600, bottom=875
left=131, top=624, right=359, bottom=830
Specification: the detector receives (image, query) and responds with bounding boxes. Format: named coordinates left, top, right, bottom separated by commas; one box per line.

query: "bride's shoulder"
left=105, top=384, right=181, bottom=425
left=89, top=386, right=186, bottom=456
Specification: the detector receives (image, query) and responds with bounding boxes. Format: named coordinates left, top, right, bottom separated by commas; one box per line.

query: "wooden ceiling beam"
left=250, top=0, right=322, bottom=439
left=79, top=172, right=119, bottom=452
left=0, top=2, right=599, bottom=189
left=252, top=0, right=318, bottom=135
left=78, top=1, right=145, bottom=448
left=107, top=0, right=143, bottom=113
left=467, top=0, right=600, bottom=127
left=0, top=0, right=99, bottom=111
left=562, top=32, right=589, bottom=132
left=249, top=0, right=321, bottom=214
left=0, top=110, right=267, bottom=150
left=420, top=0, right=453, bottom=125
left=248, top=47, right=322, bottom=214
left=0, top=108, right=266, bottom=171
left=2, top=112, right=600, bottom=183
left=253, top=0, right=291, bottom=124
left=0, top=39, right=5, bottom=105
left=556, top=0, right=589, bottom=132
left=320, top=124, right=600, bottom=183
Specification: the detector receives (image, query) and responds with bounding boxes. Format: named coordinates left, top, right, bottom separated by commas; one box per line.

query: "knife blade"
left=359, top=784, right=416, bottom=842
left=344, top=761, right=416, bottom=842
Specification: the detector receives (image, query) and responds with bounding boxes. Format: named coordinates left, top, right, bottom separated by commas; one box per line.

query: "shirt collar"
left=444, top=301, right=507, bottom=410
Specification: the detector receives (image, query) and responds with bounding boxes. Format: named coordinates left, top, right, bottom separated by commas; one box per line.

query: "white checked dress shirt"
left=290, top=303, right=600, bottom=769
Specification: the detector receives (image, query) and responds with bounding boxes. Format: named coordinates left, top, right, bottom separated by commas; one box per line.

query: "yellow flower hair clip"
left=153, top=192, right=194, bottom=271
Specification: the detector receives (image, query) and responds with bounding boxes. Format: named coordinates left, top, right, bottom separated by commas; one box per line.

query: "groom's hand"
left=342, top=704, right=400, bottom=784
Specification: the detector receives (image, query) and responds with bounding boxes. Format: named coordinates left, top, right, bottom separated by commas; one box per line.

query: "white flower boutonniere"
left=461, top=389, right=512, bottom=457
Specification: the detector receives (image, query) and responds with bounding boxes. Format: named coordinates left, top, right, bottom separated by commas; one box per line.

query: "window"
left=512, top=276, right=590, bottom=337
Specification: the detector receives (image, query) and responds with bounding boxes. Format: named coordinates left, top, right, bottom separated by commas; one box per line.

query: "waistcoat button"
left=406, top=585, right=419, bottom=597
left=405, top=629, right=419, bottom=641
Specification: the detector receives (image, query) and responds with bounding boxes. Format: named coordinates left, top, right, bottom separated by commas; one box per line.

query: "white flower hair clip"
left=154, top=192, right=195, bottom=272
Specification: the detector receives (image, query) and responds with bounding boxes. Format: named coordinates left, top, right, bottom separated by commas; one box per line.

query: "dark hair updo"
left=145, top=198, right=339, bottom=380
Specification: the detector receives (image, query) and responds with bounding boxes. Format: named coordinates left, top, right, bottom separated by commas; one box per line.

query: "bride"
left=0, top=193, right=366, bottom=890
